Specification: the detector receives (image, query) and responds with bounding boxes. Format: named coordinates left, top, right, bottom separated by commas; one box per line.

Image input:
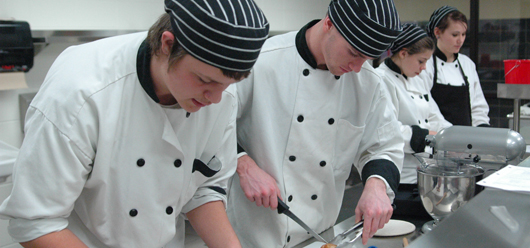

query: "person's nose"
left=205, top=88, right=223, bottom=104
left=349, top=58, right=366, bottom=73
left=457, top=35, right=464, bottom=45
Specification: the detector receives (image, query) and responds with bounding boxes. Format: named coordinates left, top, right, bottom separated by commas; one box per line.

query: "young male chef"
left=0, top=0, right=268, bottom=247
left=228, top=0, right=404, bottom=247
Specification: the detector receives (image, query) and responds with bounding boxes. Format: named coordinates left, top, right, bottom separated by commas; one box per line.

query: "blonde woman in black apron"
left=425, top=6, right=490, bottom=127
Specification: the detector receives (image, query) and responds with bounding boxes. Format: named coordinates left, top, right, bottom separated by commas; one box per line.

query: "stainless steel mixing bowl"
left=417, top=164, right=484, bottom=233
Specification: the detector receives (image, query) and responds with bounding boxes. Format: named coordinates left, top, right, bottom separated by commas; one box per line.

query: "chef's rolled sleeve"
left=355, top=79, right=404, bottom=198
left=0, top=106, right=94, bottom=241
left=181, top=188, right=228, bottom=213
left=362, top=160, right=400, bottom=201
left=7, top=217, right=68, bottom=243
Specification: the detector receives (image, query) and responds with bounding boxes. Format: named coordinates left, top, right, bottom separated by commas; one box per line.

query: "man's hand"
left=354, top=177, right=393, bottom=245
left=236, top=155, right=281, bottom=209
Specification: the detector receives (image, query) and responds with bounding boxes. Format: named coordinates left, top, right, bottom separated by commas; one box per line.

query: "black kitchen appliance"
left=0, top=20, right=34, bottom=72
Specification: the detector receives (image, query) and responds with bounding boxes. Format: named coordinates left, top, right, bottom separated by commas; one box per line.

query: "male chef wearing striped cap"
left=0, top=0, right=268, bottom=247
left=229, top=0, right=404, bottom=246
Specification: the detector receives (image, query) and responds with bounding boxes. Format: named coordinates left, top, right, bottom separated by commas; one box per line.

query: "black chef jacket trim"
left=433, top=46, right=458, bottom=62
left=296, top=20, right=320, bottom=69
left=410, top=125, right=429, bottom=153
left=384, top=58, right=407, bottom=80
left=192, top=158, right=221, bottom=178
left=361, top=159, right=400, bottom=194
left=208, top=186, right=227, bottom=195
left=137, top=40, right=160, bottom=103
left=237, top=143, right=246, bottom=154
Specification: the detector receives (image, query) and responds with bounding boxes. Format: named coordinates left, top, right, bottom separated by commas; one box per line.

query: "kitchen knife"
left=277, top=197, right=328, bottom=244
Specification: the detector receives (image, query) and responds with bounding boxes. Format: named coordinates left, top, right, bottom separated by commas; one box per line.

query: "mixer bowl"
left=417, top=164, right=484, bottom=232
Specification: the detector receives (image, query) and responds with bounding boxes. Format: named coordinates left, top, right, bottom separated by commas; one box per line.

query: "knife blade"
left=277, top=197, right=328, bottom=244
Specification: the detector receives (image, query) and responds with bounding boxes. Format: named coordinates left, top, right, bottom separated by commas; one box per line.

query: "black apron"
left=430, top=55, right=472, bottom=126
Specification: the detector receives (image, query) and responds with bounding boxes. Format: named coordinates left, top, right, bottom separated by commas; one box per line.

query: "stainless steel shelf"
left=497, top=84, right=530, bottom=132
left=497, top=84, right=530, bottom=99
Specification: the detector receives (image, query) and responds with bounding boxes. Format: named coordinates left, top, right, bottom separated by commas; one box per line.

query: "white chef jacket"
left=425, top=53, right=490, bottom=127
left=0, top=32, right=238, bottom=248
left=227, top=31, right=404, bottom=248
left=376, top=61, right=452, bottom=183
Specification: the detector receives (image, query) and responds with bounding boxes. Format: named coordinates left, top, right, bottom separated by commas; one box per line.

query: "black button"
left=418, top=120, right=421, bottom=124
left=174, top=159, right=182, bottom=168
left=289, top=156, right=296, bottom=162
left=166, top=206, right=173, bottom=215
left=455, top=64, right=458, bottom=67
left=137, top=159, right=145, bottom=167
left=335, top=75, right=340, bottom=80
left=288, top=195, right=293, bottom=202
left=441, top=62, right=445, bottom=66
left=419, top=95, right=423, bottom=99
left=425, top=119, right=429, bottom=123
left=467, top=144, right=473, bottom=149
left=411, top=95, right=414, bottom=99
left=395, top=75, right=399, bottom=78
left=186, top=112, right=190, bottom=118
left=297, top=115, right=304, bottom=122
left=287, top=236, right=291, bottom=242
left=328, top=118, right=335, bottom=125
left=311, top=194, right=318, bottom=200
left=303, top=69, right=310, bottom=76
left=320, top=161, right=326, bottom=167
left=129, top=209, right=138, bottom=217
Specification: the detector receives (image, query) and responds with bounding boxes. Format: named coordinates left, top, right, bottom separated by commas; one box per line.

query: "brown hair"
left=147, top=14, right=250, bottom=80
left=437, top=10, right=468, bottom=32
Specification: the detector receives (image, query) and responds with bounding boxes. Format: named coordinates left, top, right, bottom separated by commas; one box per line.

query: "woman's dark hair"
left=437, top=10, right=468, bottom=32
left=147, top=13, right=250, bottom=80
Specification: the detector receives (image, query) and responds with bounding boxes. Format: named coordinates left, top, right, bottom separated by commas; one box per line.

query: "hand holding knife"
left=276, top=197, right=329, bottom=243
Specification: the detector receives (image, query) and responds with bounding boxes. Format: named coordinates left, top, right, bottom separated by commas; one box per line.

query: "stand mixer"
left=415, top=126, right=526, bottom=233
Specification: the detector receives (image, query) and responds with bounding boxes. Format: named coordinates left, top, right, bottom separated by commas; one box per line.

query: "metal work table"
left=405, top=156, right=530, bottom=248
left=497, top=83, right=530, bottom=132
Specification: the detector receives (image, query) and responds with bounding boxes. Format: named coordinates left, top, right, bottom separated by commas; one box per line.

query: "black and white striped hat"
left=426, top=5, right=458, bottom=38
left=165, top=0, right=269, bottom=72
left=390, top=23, right=428, bottom=54
left=328, top=0, right=402, bottom=58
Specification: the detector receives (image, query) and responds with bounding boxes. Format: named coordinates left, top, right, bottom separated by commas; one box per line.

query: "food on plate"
left=321, top=244, right=337, bottom=248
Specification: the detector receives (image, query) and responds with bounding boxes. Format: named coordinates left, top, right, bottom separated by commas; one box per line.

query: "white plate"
left=373, top=219, right=415, bottom=237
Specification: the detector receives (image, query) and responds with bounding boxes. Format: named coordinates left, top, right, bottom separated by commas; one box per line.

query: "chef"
left=227, top=0, right=404, bottom=247
left=425, top=6, right=490, bottom=127
left=374, top=24, right=452, bottom=218
left=0, top=0, right=269, bottom=247
left=375, top=23, right=452, bottom=184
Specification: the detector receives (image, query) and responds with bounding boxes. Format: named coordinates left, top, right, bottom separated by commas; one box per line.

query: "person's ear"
left=160, top=31, right=175, bottom=55
left=323, top=16, right=334, bottom=32
left=434, top=27, right=441, bottom=39
left=399, top=49, right=408, bottom=59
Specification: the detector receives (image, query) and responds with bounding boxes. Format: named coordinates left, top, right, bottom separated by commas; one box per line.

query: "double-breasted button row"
left=129, top=206, right=174, bottom=217
left=295, top=115, right=335, bottom=125
left=136, top=158, right=182, bottom=168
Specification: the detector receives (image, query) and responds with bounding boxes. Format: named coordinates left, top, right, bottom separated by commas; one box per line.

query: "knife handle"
left=277, top=197, right=289, bottom=214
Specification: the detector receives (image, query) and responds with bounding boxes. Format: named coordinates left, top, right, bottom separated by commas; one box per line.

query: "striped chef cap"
left=165, top=0, right=269, bottom=72
left=426, top=5, right=458, bottom=38
left=390, top=23, right=428, bottom=54
left=328, top=0, right=402, bottom=58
